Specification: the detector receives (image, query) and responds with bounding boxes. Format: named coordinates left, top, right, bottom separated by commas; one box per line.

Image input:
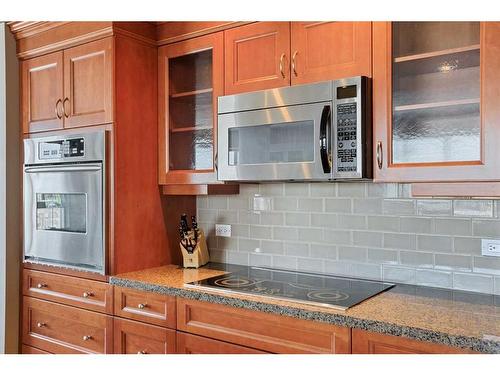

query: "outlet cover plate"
left=481, top=239, right=500, bottom=257
left=215, top=224, right=231, bottom=237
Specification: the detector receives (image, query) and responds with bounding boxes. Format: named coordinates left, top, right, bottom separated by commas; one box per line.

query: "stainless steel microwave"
left=217, top=77, right=372, bottom=182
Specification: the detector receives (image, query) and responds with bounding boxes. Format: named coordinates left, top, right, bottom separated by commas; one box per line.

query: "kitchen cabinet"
left=22, top=296, right=114, bottom=354
left=224, top=22, right=371, bottom=95
left=113, top=317, right=176, bottom=354
left=176, top=298, right=351, bottom=354
left=290, top=22, right=371, bottom=85
left=22, top=345, right=51, bottom=354
left=177, top=332, right=266, bottom=354
left=352, top=329, right=475, bottom=354
left=224, top=22, right=291, bottom=94
left=21, top=51, right=64, bottom=133
left=373, top=22, right=500, bottom=182
left=21, top=37, right=113, bottom=133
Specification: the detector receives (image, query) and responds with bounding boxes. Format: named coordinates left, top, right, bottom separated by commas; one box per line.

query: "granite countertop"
left=109, top=263, right=500, bottom=353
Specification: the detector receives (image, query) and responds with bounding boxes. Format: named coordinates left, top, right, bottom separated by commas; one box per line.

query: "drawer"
left=114, top=286, right=176, bottom=328
left=177, top=332, right=266, bottom=354
left=177, top=298, right=351, bottom=354
left=114, top=317, right=176, bottom=354
left=22, top=344, right=51, bottom=354
left=23, top=269, right=113, bottom=314
left=23, top=296, right=113, bottom=354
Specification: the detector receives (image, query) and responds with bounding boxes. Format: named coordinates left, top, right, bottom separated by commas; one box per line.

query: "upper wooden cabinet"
left=63, top=38, right=113, bottom=128
left=373, top=22, right=500, bottom=182
left=224, top=22, right=290, bottom=94
left=224, top=22, right=372, bottom=95
left=21, top=51, right=64, bottom=133
left=290, top=22, right=372, bottom=85
left=158, top=32, right=224, bottom=186
left=21, top=37, right=113, bottom=133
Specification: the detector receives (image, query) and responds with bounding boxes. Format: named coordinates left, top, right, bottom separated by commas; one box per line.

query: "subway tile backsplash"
left=197, top=182, right=500, bottom=295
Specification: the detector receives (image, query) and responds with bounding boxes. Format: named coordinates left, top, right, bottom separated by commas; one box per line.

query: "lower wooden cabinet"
left=351, top=329, right=475, bottom=354
left=177, top=332, right=266, bottom=354
left=22, top=297, right=113, bottom=354
left=22, top=344, right=51, bottom=354
left=113, top=317, right=176, bottom=354
left=177, top=298, right=351, bottom=354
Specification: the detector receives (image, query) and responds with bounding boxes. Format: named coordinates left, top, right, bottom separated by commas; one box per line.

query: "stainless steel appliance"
left=185, top=266, right=394, bottom=310
left=217, top=76, right=371, bottom=182
left=23, top=131, right=106, bottom=274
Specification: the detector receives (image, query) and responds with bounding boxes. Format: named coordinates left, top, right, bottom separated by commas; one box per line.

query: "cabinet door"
left=290, top=22, right=371, bottom=85
left=352, top=329, right=475, bottom=354
left=113, top=318, right=176, bottom=354
left=224, top=22, right=290, bottom=94
left=373, top=22, right=500, bottom=182
left=21, top=51, right=64, bottom=133
left=177, top=332, right=266, bottom=354
left=63, top=38, right=113, bottom=128
left=158, top=32, right=223, bottom=185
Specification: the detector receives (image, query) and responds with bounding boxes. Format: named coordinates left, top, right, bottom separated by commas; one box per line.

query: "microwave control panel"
left=336, top=102, right=358, bottom=173
left=39, top=137, right=85, bottom=160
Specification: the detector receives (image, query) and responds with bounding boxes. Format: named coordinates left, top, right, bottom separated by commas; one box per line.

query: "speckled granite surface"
left=110, top=263, right=500, bottom=353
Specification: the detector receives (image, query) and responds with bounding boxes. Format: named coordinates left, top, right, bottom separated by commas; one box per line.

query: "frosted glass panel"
left=169, top=129, right=213, bottom=170
left=391, top=22, right=481, bottom=164
left=228, top=121, right=314, bottom=166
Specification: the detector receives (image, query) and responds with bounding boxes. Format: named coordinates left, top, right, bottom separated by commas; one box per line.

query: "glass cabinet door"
left=391, top=22, right=480, bottom=165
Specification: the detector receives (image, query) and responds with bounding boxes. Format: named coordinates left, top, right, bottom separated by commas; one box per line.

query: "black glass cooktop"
left=185, top=267, right=394, bottom=310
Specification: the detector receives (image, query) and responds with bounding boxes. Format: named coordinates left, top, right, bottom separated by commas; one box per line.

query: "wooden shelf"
left=162, top=184, right=239, bottom=196
left=394, top=98, right=480, bottom=112
left=394, top=44, right=480, bottom=63
left=170, top=88, right=213, bottom=98
left=170, top=125, right=212, bottom=133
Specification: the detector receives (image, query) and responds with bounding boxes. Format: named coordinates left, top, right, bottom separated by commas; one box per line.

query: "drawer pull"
left=82, top=335, right=92, bottom=341
left=137, top=350, right=147, bottom=354
left=37, top=322, right=46, bottom=328
left=36, top=283, right=47, bottom=289
left=137, top=303, right=147, bottom=309
left=82, top=292, right=93, bottom=298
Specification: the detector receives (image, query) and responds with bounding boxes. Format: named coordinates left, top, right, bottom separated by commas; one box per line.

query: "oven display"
left=336, top=102, right=358, bottom=173
left=39, top=137, right=85, bottom=160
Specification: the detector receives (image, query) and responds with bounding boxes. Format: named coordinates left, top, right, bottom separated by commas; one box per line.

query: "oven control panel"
left=336, top=102, right=358, bottom=173
left=39, top=137, right=85, bottom=160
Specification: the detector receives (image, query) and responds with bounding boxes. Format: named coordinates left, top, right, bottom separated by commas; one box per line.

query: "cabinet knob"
left=82, top=292, right=93, bottom=298
left=137, top=350, right=147, bottom=354
left=137, top=303, right=147, bottom=309
left=82, top=335, right=92, bottom=341
left=376, top=141, right=383, bottom=170
left=37, top=283, right=47, bottom=289
left=37, top=322, right=46, bottom=328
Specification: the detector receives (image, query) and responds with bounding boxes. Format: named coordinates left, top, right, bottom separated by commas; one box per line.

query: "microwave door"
left=23, top=164, right=104, bottom=273
left=218, top=102, right=333, bottom=181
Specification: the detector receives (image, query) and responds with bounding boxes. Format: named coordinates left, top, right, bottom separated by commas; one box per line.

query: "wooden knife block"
left=180, top=229, right=210, bottom=269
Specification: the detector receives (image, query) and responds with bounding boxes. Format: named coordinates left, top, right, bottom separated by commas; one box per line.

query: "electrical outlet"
left=481, top=239, right=500, bottom=257
left=215, top=224, right=231, bottom=237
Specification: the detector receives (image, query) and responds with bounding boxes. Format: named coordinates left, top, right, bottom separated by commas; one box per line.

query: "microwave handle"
left=319, top=105, right=332, bottom=173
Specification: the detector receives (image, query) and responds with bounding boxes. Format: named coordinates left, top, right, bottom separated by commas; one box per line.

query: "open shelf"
left=394, top=44, right=480, bottom=63
left=394, top=98, right=480, bottom=112
left=170, top=88, right=213, bottom=99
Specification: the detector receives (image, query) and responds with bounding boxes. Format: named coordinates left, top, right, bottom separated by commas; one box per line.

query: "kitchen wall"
left=198, top=182, right=500, bottom=295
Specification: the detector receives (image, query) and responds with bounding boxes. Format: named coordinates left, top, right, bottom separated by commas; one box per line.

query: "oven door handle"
left=24, top=164, right=102, bottom=173
left=319, top=105, right=332, bottom=174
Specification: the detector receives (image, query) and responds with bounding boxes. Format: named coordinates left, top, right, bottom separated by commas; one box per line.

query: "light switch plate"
left=481, top=239, right=500, bottom=257
left=215, top=224, right=231, bottom=237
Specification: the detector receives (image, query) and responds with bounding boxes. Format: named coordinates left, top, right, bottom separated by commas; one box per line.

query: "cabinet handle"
left=82, top=335, right=92, bottom=341
left=55, top=99, right=63, bottom=119
left=376, top=141, right=383, bottom=170
left=63, top=98, right=70, bottom=118
left=37, top=322, right=46, bottom=328
left=82, top=292, right=93, bottom=298
left=36, top=283, right=47, bottom=289
left=292, top=50, right=298, bottom=76
left=279, top=53, right=286, bottom=79
left=137, top=350, right=147, bottom=354
left=137, top=303, right=147, bottom=309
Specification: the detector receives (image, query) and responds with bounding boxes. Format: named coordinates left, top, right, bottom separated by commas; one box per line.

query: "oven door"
left=23, top=163, right=104, bottom=274
left=217, top=102, right=333, bottom=181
